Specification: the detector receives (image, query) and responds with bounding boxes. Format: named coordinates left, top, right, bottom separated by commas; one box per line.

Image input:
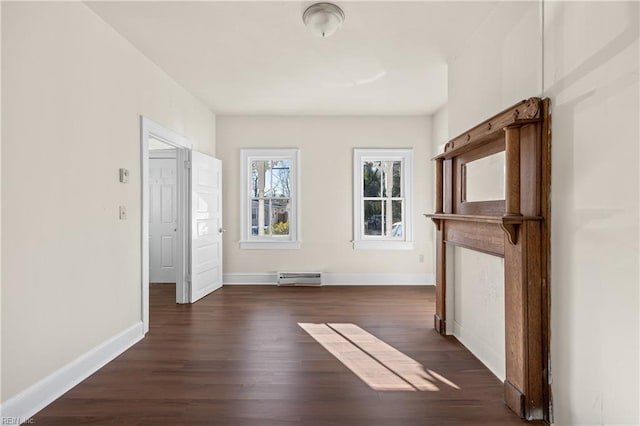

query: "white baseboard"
left=223, top=272, right=434, bottom=286
left=0, top=322, right=144, bottom=423
left=323, top=273, right=434, bottom=285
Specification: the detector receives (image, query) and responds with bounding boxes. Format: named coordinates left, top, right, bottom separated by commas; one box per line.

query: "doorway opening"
left=141, top=117, right=192, bottom=333
left=141, top=117, right=224, bottom=334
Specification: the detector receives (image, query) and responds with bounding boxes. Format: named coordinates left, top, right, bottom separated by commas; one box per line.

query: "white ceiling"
left=87, top=1, right=500, bottom=116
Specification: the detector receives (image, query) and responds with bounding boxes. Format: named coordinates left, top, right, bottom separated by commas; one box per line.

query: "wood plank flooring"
left=34, top=285, right=533, bottom=425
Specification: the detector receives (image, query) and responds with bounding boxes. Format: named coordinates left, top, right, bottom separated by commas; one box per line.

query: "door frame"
left=141, top=116, right=192, bottom=334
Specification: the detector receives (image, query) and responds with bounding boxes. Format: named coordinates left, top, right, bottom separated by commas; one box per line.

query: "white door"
left=149, top=156, right=178, bottom=283
left=190, top=151, right=223, bottom=303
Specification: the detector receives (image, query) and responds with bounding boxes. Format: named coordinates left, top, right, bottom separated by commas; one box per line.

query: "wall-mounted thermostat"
left=119, top=168, right=129, bottom=184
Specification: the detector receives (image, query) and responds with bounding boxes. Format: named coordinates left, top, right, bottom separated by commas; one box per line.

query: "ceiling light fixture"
left=303, top=3, right=345, bottom=38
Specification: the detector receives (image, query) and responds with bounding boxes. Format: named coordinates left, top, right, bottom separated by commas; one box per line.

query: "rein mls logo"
left=1, top=418, right=35, bottom=425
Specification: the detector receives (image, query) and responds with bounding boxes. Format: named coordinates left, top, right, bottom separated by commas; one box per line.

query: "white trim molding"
left=0, top=322, right=144, bottom=422
left=323, top=273, right=433, bottom=285
left=223, top=273, right=434, bottom=286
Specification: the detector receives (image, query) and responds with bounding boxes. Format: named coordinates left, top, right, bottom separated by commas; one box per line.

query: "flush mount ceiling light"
left=303, top=3, right=345, bottom=38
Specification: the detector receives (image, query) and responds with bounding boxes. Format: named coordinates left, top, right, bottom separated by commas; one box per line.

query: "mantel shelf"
left=424, top=213, right=543, bottom=223
left=424, top=213, right=542, bottom=245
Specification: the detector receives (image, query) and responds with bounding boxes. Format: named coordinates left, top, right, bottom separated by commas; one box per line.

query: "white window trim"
left=353, top=148, right=414, bottom=250
left=240, top=149, right=301, bottom=250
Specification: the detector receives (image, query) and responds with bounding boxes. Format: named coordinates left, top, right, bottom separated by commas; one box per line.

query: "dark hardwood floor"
left=34, top=285, right=532, bottom=425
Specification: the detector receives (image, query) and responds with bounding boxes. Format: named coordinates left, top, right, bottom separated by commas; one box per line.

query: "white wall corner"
left=0, top=322, right=144, bottom=422
left=223, top=272, right=434, bottom=286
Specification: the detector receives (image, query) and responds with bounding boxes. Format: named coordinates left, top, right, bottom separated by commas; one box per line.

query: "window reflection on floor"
left=299, top=322, right=461, bottom=392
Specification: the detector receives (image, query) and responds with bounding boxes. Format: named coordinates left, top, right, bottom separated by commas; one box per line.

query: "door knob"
left=219, top=228, right=227, bottom=233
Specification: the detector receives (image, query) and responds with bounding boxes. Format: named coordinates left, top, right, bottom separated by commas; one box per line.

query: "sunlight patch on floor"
left=299, top=322, right=461, bottom=392
left=299, top=323, right=414, bottom=390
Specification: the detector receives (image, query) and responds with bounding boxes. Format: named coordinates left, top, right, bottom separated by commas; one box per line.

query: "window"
left=240, top=149, right=300, bottom=249
left=353, top=149, right=413, bottom=250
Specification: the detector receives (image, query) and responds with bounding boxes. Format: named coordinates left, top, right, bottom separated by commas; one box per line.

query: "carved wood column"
left=433, top=157, right=446, bottom=334
left=504, top=126, right=521, bottom=216
left=503, top=221, right=544, bottom=420
left=435, top=158, right=443, bottom=214
left=502, top=122, right=545, bottom=420
left=434, top=225, right=446, bottom=334
left=501, top=125, right=524, bottom=245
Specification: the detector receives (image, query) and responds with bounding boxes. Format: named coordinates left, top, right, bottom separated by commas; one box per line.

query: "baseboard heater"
left=277, top=272, right=322, bottom=286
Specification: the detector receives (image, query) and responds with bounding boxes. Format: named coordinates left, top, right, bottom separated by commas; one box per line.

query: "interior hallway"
left=34, top=285, right=534, bottom=425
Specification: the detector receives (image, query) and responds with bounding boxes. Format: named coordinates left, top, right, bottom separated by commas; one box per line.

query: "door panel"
left=190, top=151, right=223, bottom=303
left=149, top=157, right=177, bottom=283
left=161, top=236, right=174, bottom=266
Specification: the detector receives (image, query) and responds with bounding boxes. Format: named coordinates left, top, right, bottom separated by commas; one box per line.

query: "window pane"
left=251, top=199, right=258, bottom=235
left=251, top=162, right=259, bottom=197
left=381, top=161, right=389, bottom=197
left=271, top=199, right=290, bottom=235
left=379, top=161, right=401, bottom=197
left=364, top=200, right=382, bottom=236
left=252, top=159, right=291, bottom=199
left=271, top=160, right=291, bottom=197
left=251, top=160, right=273, bottom=197
left=251, top=199, right=273, bottom=236
left=264, top=199, right=271, bottom=234
left=392, top=161, right=402, bottom=197
left=391, top=200, right=403, bottom=238
left=363, top=161, right=381, bottom=197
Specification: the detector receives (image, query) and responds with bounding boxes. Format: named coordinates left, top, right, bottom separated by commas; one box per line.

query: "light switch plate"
left=119, top=206, right=127, bottom=220
left=119, top=168, right=129, bottom=183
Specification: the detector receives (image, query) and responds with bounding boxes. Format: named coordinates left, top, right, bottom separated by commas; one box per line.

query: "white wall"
left=431, top=105, right=448, bottom=153
left=446, top=0, right=542, bottom=382
left=1, top=2, right=215, bottom=402
left=216, top=116, right=433, bottom=281
left=445, top=0, right=639, bottom=424
left=448, top=1, right=542, bottom=137
left=453, top=247, right=505, bottom=380
left=544, top=2, right=639, bottom=424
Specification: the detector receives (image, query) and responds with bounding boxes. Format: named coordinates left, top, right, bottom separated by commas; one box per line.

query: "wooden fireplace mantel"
left=426, top=98, right=551, bottom=422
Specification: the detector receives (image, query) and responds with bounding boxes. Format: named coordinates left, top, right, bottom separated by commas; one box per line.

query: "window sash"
left=361, top=161, right=405, bottom=240
left=361, top=197, right=405, bottom=239
left=250, top=197, right=291, bottom=239
left=248, top=161, right=292, bottom=240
